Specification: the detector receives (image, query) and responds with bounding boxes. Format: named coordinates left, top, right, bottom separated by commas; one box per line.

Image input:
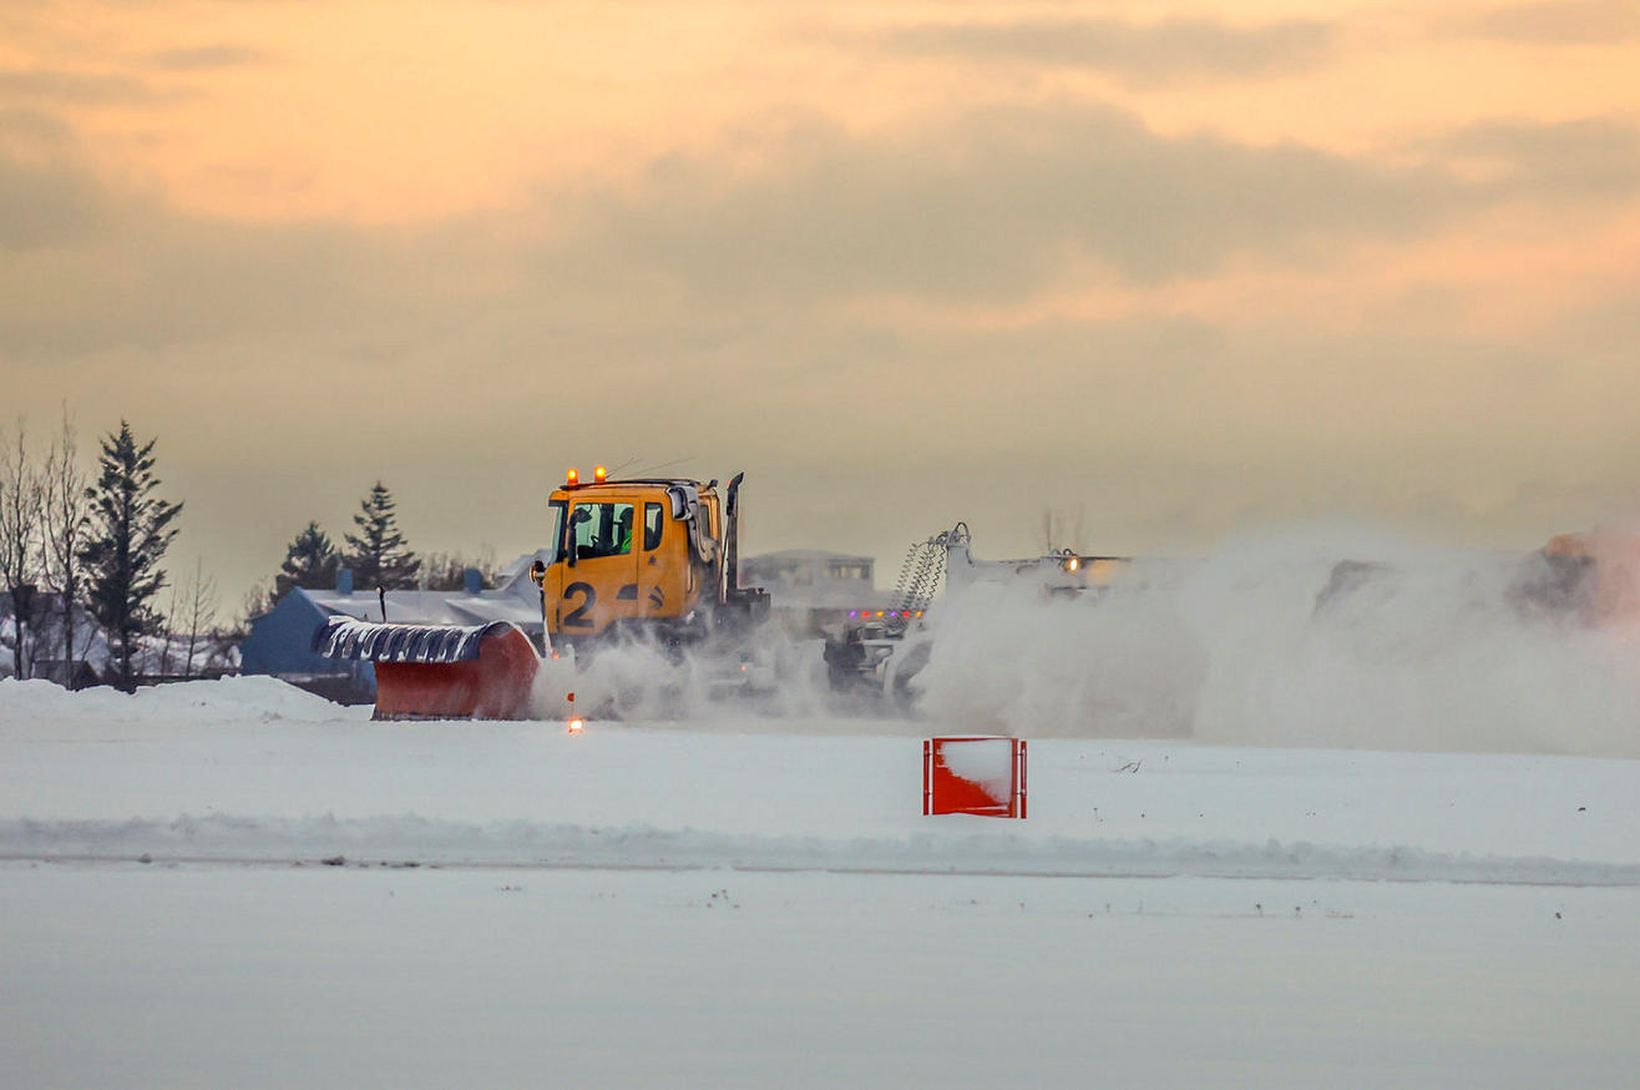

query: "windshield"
left=546, top=499, right=566, bottom=564
left=571, top=501, right=635, bottom=560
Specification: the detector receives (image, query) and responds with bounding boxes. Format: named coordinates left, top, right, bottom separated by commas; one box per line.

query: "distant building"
left=743, top=550, right=874, bottom=593
left=740, top=549, right=895, bottom=639
left=239, top=563, right=547, bottom=703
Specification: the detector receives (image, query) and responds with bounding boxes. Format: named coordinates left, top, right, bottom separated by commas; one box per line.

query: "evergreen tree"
left=276, top=520, right=340, bottom=596
left=80, top=421, right=184, bottom=691
left=343, top=482, right=419, bottom=590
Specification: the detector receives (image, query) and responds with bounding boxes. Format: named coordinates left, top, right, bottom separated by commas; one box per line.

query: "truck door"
left=638, top=498, right=689, bottom=620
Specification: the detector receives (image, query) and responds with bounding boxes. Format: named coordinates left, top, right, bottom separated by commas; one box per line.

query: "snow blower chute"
left=312, top=617, right=540, bottom=720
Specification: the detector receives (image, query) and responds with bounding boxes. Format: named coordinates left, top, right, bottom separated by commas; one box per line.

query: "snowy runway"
left=7, top=862, right=1638, bottom=1089
left=4, top=677, right=1640, bottom=1087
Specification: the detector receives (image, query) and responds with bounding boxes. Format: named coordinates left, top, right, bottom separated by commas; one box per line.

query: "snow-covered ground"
left=4, top=676, right=1640, bottom=1087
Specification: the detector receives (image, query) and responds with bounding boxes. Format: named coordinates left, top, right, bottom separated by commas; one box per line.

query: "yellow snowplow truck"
left=537, top=469, right=768, bottom=648
left=313, top=469, right=769, bottom=719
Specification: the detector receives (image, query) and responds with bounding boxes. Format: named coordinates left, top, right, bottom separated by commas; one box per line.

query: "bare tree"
left=41, top=409, right=93, bottom=686
left=419, top=545, right=501, bottom=591
left=157, top=574, right=182, bottom=678
left=1037, top=505, right=1091, bottom=556
left=0, top=420, right=44, bottom=679
left=182, top=559, right=218, bottom=681
left=224, top=578, right=275, bottom=645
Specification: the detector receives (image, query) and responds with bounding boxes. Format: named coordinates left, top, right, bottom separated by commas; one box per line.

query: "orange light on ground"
left=566, top=716, right=585, bottom=734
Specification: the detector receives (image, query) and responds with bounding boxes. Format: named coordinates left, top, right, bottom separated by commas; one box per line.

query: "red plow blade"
left=312, top=618, right=541, bottom=720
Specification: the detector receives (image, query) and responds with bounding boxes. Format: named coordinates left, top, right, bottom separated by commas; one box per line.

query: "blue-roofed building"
left=239, top=561, right=547, bottom=702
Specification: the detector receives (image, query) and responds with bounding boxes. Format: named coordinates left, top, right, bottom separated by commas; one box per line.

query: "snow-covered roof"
left=1, top=593, right=112, bottom=679
left=496, top=550, right=554, bottom=588
left=299, top=581, right=543, bottom=629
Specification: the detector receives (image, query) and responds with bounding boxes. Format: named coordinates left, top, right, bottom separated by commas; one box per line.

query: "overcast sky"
left=3, top=0, right=1638, bottom=608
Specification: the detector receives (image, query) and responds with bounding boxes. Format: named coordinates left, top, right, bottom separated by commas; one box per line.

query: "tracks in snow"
left=4, top=814, right=1639, bottom=889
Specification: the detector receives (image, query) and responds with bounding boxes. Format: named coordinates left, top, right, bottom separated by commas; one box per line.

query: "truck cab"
left=534, top=469, right=764, bottom=648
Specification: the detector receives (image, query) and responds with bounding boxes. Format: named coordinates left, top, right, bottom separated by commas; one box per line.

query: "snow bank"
left=0, top=676, right=354, bottom=730
left=7, top=811, right=1638, bottom=888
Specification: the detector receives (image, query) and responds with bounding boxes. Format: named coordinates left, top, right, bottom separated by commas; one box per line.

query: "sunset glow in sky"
left=4, top=0, right=1639, bottom=603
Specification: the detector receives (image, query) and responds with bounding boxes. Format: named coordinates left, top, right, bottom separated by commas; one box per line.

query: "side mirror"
left=529, top=559, right=547, bottom=587
left=567, top=508, right=591, bottom=568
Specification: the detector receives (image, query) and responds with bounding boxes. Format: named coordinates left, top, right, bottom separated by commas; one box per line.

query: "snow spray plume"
left=528, top=630, right=839, bottom=722
left=912, top=524, right=1640, bottom=758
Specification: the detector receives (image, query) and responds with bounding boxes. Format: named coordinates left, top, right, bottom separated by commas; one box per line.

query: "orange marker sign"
left=923, top=736, right=1027, bottom=819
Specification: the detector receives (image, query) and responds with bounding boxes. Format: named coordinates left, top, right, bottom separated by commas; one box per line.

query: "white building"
left=740, top=549, right=896, bottom=638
